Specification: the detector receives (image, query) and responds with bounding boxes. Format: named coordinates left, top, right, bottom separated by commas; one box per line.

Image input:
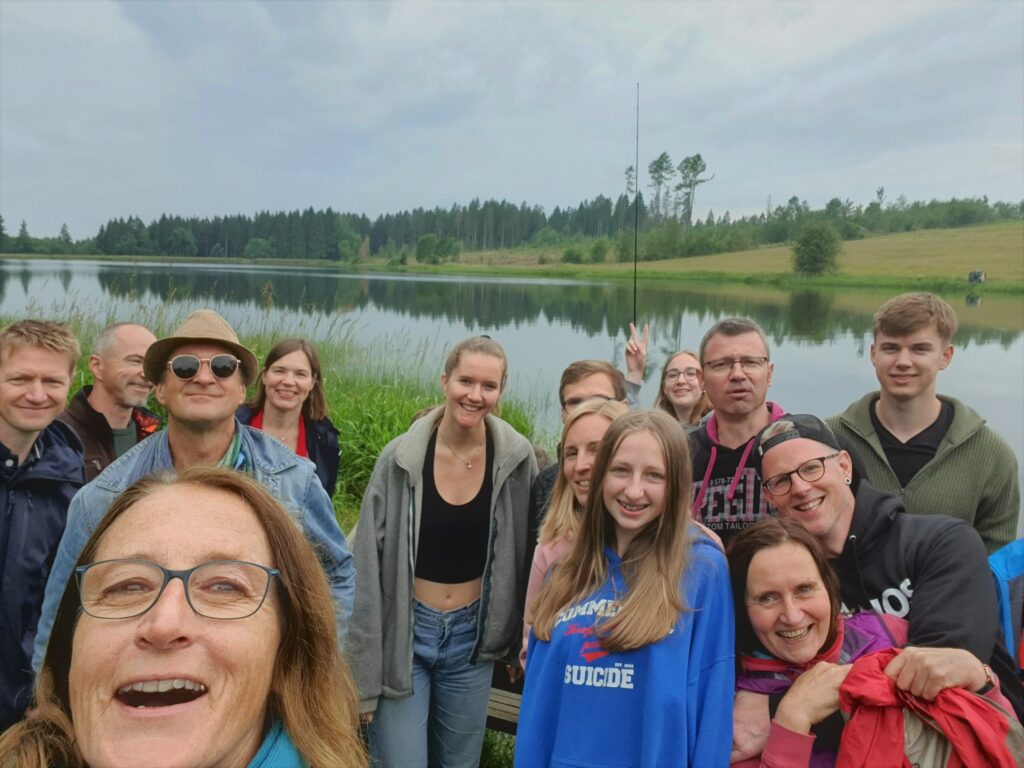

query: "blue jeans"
left=369, top=599, right=493, bottom=768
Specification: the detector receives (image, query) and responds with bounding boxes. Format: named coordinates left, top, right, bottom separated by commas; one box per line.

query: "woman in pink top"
left=520, top=398, right=628, bottom=669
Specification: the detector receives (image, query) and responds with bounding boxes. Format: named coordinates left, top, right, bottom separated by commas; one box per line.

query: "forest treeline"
left=2, top=150, right=1021, bottom=264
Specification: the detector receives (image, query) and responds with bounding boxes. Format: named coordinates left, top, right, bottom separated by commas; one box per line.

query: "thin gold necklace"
left=438, top=428, right=481, bottom=470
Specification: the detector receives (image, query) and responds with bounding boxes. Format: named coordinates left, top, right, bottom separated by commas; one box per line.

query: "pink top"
left=520, top=535, right=574, bottom=669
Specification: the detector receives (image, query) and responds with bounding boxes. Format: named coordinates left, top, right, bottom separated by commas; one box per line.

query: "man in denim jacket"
left=33, top=310, right=354, bottom=671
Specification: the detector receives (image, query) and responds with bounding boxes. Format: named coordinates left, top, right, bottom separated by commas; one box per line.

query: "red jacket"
left=837, top=648, right=1023, bottom=768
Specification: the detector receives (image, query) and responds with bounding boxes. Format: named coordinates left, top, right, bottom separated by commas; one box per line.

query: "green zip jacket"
left=827, top=393, right=1019, bottom=553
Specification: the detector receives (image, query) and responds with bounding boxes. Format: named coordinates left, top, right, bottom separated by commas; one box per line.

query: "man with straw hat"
left=32, top=310, right=355, bottom=670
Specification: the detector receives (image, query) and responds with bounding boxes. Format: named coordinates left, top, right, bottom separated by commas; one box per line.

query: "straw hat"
left=143, top=309, right=259, bottom=385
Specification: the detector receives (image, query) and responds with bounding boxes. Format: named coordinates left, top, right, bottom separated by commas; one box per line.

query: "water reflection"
left=96, top=264, right=369, bottom=314
left=3, top=259, right=1020, bottom=349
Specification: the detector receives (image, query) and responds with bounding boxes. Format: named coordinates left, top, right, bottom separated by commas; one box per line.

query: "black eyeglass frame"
left=166, top=354, right=242, bottom=381
left=74, top=558, right=280, bottom=620
left=762, top=452, right=841, bottom=496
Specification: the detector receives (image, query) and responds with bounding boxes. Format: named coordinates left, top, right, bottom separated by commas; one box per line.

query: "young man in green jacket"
left=827, top=292, right=1019, bottom=552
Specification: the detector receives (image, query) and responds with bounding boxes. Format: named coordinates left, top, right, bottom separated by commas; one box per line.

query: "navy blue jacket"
left=236, top=405, right=341, bottom=497
left=0, top=421, right=83, bottom=729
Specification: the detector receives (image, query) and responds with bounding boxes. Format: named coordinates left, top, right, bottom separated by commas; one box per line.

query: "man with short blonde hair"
left=828, top=292, right=1018, bottom=552
left=0, top=320, right=84, bottom=729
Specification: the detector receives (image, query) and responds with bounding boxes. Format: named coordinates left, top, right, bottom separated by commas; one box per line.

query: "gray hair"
left=92, top=322, right=147, bottom=357
left=699, top=316, right=770, bottom=363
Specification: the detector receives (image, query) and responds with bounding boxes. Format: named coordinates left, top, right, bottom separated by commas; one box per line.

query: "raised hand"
left=625, top=322, right=649, bottom=384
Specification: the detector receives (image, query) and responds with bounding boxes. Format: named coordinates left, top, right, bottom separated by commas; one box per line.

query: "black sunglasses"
left=167, top=354, right=241, bottom=381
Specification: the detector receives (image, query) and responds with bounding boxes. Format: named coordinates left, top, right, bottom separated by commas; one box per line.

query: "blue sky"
left=1, top=0, right=1021, bottom=239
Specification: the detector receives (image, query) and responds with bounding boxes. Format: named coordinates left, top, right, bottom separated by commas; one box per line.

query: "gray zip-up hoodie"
left=349, top=411, right=538, bottom=713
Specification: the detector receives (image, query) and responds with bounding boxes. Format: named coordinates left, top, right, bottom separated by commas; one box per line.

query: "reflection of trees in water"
left=91, top=264, right=1020, bottom=348
left=365, top=279, right=1020, bottom=348
left=786, top=291, right=837, bottom=343
left=19, top=264, right=31, bottom=296
left=97, top=266, right=366, bottom=314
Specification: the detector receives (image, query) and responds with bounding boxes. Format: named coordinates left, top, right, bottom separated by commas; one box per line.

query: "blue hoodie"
left=515, top=534, right=735, bottom=768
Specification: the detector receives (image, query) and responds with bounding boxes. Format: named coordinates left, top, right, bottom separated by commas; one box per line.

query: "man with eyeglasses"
left=59, top=323, right=161, bottom=482
left=827, top=292, right=1018, bottom=553
left=731, top=413, right=1023, bottom=762
left=0, top=320, right=84, bottom=730
left=33, top=309, right=355, bottom=672
left=689, top=316, right=784, bottom=545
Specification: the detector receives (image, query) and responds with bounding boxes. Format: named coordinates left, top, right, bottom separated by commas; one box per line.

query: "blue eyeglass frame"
left=74, top=558, right=281, bottom=620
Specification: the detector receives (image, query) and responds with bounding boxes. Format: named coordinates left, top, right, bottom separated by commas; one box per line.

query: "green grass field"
left=415, top=222, right=1024, bottom=291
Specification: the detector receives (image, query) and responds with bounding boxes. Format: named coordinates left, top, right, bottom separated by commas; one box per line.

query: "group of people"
left=0, top=290, right=1020, bottom=767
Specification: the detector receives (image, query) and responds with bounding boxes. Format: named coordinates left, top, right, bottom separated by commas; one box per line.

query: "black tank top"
left=415, top=429, right=494, bottom=583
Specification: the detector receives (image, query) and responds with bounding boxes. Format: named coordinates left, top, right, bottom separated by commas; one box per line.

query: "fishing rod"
left=633, top=82, right=639, bottom=327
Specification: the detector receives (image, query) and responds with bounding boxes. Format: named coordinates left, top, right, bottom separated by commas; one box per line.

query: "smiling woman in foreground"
left=0, top=467, right=366, bottom=768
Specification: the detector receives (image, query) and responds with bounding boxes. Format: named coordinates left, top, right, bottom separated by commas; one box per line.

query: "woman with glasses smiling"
left=0, top=467, right=367, bottom=768
left=654, top=350, right=712, bottom=428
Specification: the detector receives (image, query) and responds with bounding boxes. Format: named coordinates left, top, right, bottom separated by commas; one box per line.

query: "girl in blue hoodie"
left=516, top=409, right=735, bottom=768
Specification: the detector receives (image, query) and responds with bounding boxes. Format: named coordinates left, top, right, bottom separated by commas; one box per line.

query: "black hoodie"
left=834, top=483, right=1024, bottom=720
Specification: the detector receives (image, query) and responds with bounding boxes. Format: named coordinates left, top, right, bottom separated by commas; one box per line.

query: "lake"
left=3, top=257, right=1022, bottom=533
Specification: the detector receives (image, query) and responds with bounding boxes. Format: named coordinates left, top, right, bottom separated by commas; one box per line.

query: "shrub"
left=792, top=222, right=841, bottom=276
left=561, top=247, right=583, bottom=264
left=589, top=238, right=609, bottom=263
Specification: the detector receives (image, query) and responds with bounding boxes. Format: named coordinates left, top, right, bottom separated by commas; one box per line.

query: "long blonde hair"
left=653, top=350, right=711, bottom=426
left=538, top=398, right=628, bottom=545
left=0, top=468, right=367, bottom=768
left=532, top=410, right=693, bottom=652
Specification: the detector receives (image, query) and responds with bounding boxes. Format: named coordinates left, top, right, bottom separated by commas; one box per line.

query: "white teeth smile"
left=795, top=498, right=823, bottom=512
left=620, top=502, right=646, bottom=512
left=777, top=627, right=811, bottom=639
left=118, top=678, right=207, bottom=694
left=576, top=480, right=590, bottom=488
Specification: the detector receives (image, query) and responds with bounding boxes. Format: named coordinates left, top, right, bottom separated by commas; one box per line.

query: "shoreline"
left=5, top=251, right=1022, bottom=295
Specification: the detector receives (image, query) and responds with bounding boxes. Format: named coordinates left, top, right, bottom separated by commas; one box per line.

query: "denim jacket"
left=32, top=422, right=354, bottom=671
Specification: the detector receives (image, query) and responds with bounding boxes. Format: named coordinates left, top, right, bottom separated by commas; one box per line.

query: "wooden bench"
left=485, top=664, right=523, bottom=734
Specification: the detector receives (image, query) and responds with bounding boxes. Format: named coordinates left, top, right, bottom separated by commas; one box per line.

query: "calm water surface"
left=3, top=258, right=1022, bottom=533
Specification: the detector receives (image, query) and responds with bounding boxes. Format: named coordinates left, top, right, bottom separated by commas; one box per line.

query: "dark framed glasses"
left=762, top=452, right=840, bottom=496
left=75, top=559, right=279, bottom=620
left=167, top=354, right=241, bottom=381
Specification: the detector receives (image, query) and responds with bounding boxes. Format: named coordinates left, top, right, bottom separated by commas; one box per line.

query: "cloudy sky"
left=1, top=0, right=1021, bottom=239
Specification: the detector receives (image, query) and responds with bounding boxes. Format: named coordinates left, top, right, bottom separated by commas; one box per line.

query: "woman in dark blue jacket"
left=238, top=338, right=340, bottom=496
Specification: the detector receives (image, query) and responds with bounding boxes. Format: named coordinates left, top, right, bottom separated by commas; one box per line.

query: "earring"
left=844, top=476, right=852, bottom=486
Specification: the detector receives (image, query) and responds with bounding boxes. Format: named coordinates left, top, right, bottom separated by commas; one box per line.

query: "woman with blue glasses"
left=0, top=467, right=366, bottom=768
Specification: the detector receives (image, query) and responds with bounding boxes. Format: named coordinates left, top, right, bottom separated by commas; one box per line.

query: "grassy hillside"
left=420, top=222, right=1024, bottom=291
